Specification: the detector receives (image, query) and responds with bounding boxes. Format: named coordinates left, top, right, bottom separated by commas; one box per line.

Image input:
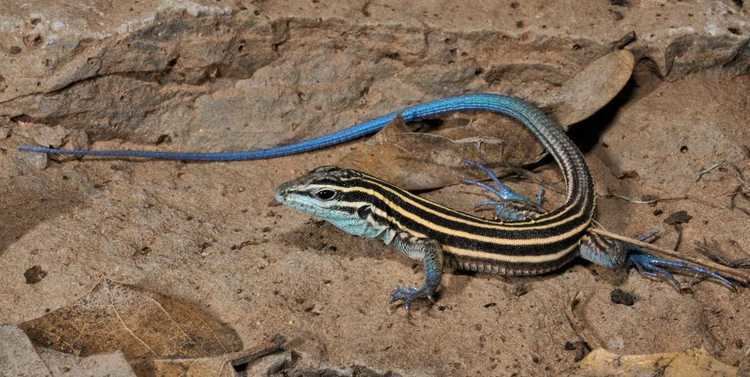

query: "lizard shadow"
left=565, top=64, right=664, bottom=233
left=279, top=220, right=480, bottom=298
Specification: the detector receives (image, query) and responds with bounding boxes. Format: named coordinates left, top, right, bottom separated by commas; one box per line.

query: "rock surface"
left=37, top=349, right=137, bottom=377
left=1, top=0, right=748, bottom=149
left=0, top=325, right=51, bottom=377
left=1, top=1, right=749, bottom=377
left=0, top=325, right=137, bottom=377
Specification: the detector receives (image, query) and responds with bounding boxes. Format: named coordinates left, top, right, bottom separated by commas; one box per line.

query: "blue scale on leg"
left=628, top=251, right=735, bottom=291
left=579, top=232, right=736, bottom=291
left=463, top=161, right=544, bottom=221
left=390, top=264, right=441, bottom=311
left=389, top=236, right=444, bottom=312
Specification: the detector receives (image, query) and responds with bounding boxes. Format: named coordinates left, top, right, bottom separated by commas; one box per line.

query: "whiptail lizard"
left=19, top=93, right=742, bottom=310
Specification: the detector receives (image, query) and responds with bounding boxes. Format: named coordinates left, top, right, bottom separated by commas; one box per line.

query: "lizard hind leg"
left=579, top=232, right=736, bottom=291
left=463, top=160, right=545, bottom=221
left=389, top=233, right=444, bottom=311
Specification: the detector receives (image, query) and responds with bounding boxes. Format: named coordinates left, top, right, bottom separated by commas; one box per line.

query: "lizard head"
left=275, top=166, right=392, bottom=240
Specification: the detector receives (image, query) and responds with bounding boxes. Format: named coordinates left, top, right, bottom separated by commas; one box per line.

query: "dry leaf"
left=578, top=348, right=738, bottom=377
left=548, top=49, right=635, bottom=127
left=339, top=50, right=635, bottom=190
left=19, top=279, right=243, bottom=376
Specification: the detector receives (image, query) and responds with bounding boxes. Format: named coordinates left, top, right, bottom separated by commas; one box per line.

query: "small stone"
left=664, top=210, right=692, bottom=225
left=564, top=340, right=591, bottom=361
left=610, top=288, right=636, bottom=306
left=24, top=265, right=47, bottom=284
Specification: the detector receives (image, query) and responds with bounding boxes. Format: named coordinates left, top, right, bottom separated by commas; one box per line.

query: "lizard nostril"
left=274, top=182, right=292, bottom=202
left=274, top=190, right=286, bottom=203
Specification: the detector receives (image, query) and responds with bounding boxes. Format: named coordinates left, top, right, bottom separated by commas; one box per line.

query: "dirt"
left=1, top=1, right=749, bottom=376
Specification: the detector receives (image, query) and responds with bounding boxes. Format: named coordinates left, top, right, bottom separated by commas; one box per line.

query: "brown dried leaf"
left=339, top=50, right=635, bottom=190
left=19, top=279, right=243, bottom=375
left=549, top=49, right=635, bottom=128
left=579, top=348, right=738, bottom=377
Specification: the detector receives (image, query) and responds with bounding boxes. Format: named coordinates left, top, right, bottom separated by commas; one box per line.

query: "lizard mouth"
left=274, top=180, right=297, bottom=204
left=273, top=188, right=287, bottom=205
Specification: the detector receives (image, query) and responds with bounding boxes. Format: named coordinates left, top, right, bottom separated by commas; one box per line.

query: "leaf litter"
left=19, top=279, right=243, bottom=374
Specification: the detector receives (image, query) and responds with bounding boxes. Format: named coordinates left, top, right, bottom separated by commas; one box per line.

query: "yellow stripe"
left=352, top=174, right=587, bottom=226
left=334, top=186, right=591, bottom=246
left=350, top=177, right=591, bottom=232
left=329, top=197, right=580, bottom=263
left=444, top=242, right=579, bottom=263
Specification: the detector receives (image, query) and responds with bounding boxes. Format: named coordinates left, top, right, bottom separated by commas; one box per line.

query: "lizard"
left=19, top=93, right=743, bottom=310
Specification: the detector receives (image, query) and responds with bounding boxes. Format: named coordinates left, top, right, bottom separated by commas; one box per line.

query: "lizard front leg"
left=389, top=233, right=444, bottom=311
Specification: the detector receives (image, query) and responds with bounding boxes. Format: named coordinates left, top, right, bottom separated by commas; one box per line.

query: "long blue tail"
left=18, top=93, right=547, bottom=161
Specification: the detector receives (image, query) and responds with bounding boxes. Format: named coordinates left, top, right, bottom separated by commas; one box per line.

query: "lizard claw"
left=390, top=286, right=432, bottom=312
left=629, top=251, right=736, bottom=292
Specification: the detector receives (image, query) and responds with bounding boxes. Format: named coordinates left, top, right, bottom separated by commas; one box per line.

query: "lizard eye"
left=314, top=189, right=336, bottom=201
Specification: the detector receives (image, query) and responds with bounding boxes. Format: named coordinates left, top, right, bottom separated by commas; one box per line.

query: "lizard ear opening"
left=357, top=205, right=372, bottom=219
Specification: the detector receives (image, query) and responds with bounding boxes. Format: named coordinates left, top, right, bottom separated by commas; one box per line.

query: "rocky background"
left=1, top=1, right=749, bottom=376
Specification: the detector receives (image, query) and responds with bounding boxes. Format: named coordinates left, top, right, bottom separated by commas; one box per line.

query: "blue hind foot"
left=463, top=160, right=544, bottom=221
left=389, top=286, right=437, bottom=312
left=629, top=251, right=736, bottom=292
left=579, top=232, right=736, bottom=291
